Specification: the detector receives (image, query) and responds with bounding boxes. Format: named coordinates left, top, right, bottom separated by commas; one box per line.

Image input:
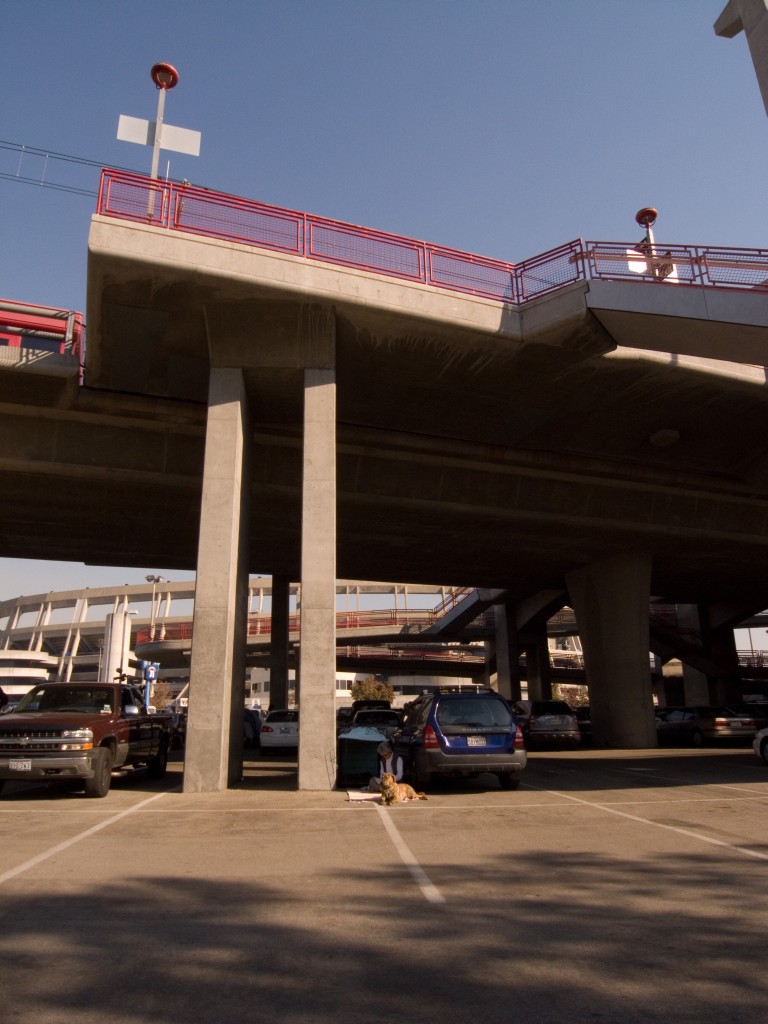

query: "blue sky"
left=1, top=0, right=766, bottom=600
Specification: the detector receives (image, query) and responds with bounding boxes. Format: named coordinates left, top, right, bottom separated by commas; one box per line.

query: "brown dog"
left=379, top=772, right=427, bottom=805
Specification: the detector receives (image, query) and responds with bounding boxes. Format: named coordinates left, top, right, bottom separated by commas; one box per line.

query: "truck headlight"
left=60, top=728, right=94, bottom=751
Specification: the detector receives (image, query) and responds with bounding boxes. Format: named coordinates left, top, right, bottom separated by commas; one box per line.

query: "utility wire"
left=0, top=139, right=142, bottom=199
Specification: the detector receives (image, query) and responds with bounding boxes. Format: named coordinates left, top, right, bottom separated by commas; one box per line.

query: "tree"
left=350, top=677, right=394, bottom=703
left=151, top=680, right=174, bottom=709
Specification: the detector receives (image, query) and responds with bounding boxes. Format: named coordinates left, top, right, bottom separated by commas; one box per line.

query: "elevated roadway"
left=2, top=170, right=768, bottom=787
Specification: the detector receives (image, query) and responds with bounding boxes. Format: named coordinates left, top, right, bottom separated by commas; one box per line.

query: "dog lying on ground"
left=379, top=772, right=427, bottom=805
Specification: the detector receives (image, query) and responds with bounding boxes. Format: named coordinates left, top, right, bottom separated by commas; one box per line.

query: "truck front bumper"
left=0, top=753, right=95, bottom=781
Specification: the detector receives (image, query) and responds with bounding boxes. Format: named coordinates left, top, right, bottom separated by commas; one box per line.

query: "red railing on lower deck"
left=0, top=298, right=84, bottom=358
left=97, top=168, right=768, bottom=305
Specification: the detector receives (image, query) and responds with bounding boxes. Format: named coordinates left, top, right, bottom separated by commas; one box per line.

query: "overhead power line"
left=0, top=139, right=141, bottom=199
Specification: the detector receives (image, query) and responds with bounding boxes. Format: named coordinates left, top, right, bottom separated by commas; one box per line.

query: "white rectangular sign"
left=117, top=115, right=201, bottom=157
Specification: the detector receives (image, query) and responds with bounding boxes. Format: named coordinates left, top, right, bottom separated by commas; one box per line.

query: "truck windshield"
left=15, top=686, right=115, bottom=714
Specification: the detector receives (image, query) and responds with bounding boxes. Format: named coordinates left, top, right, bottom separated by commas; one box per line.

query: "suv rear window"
left=435, top=696, right=513, bottom=729
left=532, top=701, right=574, bottom=716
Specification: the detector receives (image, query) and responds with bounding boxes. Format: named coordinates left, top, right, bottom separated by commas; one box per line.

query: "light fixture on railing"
left=116, top=62, right=201, bottom=218
left=145, top=574, right=166, bottom=640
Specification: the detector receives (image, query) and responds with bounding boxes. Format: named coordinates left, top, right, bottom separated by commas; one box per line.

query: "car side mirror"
left=123, top=704, right=141, bottom=716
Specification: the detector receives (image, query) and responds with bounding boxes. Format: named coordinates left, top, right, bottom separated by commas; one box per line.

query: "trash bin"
left=337, top=727, right=387, bottom=787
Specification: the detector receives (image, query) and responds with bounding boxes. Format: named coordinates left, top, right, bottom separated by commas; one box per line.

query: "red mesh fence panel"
left=172, top=190, right=303, bottom=254
left=428, top=248, right=515, bottom=300
left=308, top=220, right=424, bottom=280
left=100, top=173, right=170, bottom=225
left=698, top=247, right=768, bottom=290
left=585, top=243, right=700, bottom=286
left=516, top=240, right=584, bottom=301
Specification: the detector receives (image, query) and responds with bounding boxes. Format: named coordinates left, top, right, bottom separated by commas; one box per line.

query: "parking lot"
left=1, top=746, right=767, bottom=1024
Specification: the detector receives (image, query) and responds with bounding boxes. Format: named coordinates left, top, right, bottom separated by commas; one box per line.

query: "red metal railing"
left=97, top=168, right=768, bottom=304
left=0, top=298, right=84, bottom=358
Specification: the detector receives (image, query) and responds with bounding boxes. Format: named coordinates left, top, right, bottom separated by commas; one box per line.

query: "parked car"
left=391, top=689, right=526, bottom=790
left=259, top=709, right=299, bottom=749
left=737, top=702, right=768, bottom=732
left=348, top=708, right=403, bottom=737
left=655, top=706, right=757, bottom=746
left=351, top=698, right=391, bottom=716
left=514, top=699, right=580, bottom=748
left=336, top=706, right=354, bottom=733
left=753, top=726, right=768, bottom=765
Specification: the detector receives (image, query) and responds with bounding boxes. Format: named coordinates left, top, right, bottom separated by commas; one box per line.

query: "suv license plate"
left=9, top=759, right=32, bottom=771
left=466, top=736, right=487, bottom=746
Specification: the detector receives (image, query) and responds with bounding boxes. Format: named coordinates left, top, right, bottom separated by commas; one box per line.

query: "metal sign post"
left=116, top=62, right=201, bottom=217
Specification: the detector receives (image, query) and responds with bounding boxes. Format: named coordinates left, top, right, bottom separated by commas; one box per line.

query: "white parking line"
left=375, top=804, right=445, bottom=904
left=527, top=784, right=768, bottom=862
left=0, top=791, right=173, bottom=885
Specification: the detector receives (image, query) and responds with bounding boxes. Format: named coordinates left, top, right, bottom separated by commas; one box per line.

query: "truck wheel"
left=147, top=739, right=169, bottom=780
left=84, top=747, right=114, bottom=798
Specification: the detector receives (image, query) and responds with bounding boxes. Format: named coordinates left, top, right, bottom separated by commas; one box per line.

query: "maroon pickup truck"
left=0, top=682, right=172, bottom=798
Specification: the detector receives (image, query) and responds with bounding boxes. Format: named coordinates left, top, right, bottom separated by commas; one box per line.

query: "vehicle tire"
left=692, top=729, right=704, bottom=747
left=760, top=739, right=768, bottom=766
left=84, top=747, right=114, bottom=798
left=147, top=739, right=169, bottom=780
left=498, top=774, right=520, bottom=791
left=0, top=780, right=5, bottom=796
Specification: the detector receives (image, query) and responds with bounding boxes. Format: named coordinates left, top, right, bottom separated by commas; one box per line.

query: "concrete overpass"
left=2, top=170, right=768, bottom=789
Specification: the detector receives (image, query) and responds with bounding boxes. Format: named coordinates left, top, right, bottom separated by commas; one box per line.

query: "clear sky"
left=1, top=0, right=766, bottom=601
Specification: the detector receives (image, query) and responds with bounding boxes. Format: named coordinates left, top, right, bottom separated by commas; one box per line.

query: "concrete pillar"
left=715, top=0, right=768, bottom=117
left=525, top=629, right=553, bottom=701
left=184, top=368, right=251, bottom=793
left=566, top=552, right=656, bottom=747
left=297, top=367, right=337, bottom=790
left=269, top=574, right=291, bottom=710
left=674, top=605, right=711, bottom=704
left=493, top=602, right=522, bottom=701
left=705, top=615, right=742, bottom=705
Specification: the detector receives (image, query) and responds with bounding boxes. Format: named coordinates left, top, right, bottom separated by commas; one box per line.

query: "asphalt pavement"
left=1, top=746, right=767, bottom=1024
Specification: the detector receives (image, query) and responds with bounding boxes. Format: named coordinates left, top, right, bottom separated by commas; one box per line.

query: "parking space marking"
left=527, top=784, right=768, bottom=861
left=0, top=791, right=173, bottom=885
left=375, top=804, right=446, bottom=904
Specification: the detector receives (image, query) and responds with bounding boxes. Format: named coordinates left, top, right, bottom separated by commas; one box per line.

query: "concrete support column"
left=704, top=612, right=742, bottom=705
left=525, top=629, right=553, bottom=701
left=184, top=368, right=251, bottom=793
left=566, top=552, right=656, bottom=747
left=298, top=367, right=337, bottom=791
left=493, top=602, right=522, bottom=701
left=676, top=605, right=712, bottom=705
left=269, top=574, right=291, bottom=710
left=715, top=0, right=768, bottom=118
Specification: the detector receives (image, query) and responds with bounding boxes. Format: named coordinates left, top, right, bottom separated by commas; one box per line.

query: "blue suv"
left=392, top=689, right=526, bottom=790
